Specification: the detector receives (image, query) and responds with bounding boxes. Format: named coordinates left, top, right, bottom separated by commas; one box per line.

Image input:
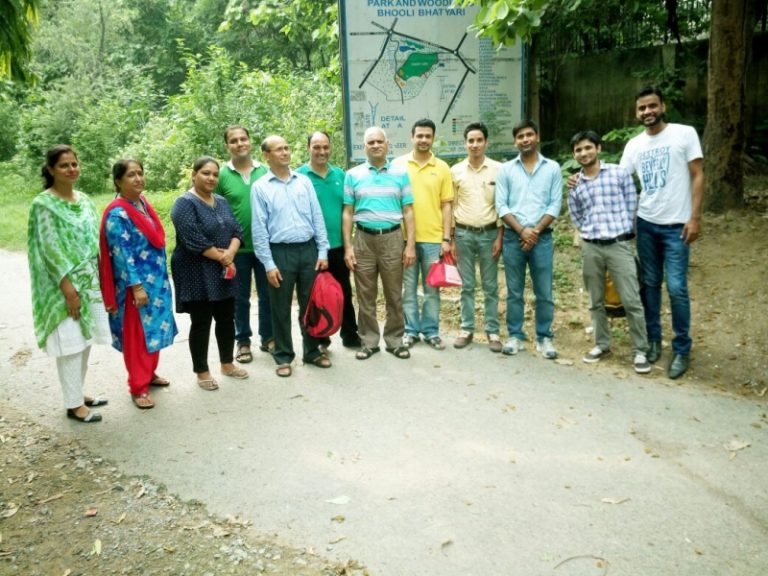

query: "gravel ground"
left=0, top=403, right=367, bottom=575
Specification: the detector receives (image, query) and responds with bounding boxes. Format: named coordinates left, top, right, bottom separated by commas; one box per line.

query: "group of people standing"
left=26, top=84, right=701, bottom=423
left=341, top=85, right=702, bottom=383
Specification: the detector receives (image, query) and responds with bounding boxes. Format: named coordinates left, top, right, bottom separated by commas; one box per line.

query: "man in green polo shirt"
left=297, top=131, right=361, bottom=349
left=215, top=125, right=273, bottom=363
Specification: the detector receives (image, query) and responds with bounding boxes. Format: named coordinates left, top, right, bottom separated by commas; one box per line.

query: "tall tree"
left=703, top=0, right=753, bottom=212
left=457, top=0, right=757, bottom=212
left=0, top=0, right=40, bottom=81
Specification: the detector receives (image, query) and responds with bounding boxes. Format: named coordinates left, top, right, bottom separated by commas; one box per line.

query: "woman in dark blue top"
left=171, top=156, right=249, bottom=389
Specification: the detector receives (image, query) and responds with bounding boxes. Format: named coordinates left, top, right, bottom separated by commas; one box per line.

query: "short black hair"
left=224, top=124, right=250, bottom=144
left=570, top=130, right=601, bottom=150
left=512, top=119, right=539, bottom=138
left=307, top=131, right=331, bottom=147
left=411, top=118, right=436, bottom=136
left=635, top=85, right=664, bottom=103
left=463, top=122, right=488, bottom=140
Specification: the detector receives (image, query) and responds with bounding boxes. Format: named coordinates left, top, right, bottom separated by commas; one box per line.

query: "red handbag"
left=426, top=252, right=463, bottom=288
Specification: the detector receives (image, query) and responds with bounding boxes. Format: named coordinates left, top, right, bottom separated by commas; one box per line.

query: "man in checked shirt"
left=568, top=130, right=651, bottom=374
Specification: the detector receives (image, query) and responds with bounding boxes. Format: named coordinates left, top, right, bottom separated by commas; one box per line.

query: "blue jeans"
left=233, top=251, right=273, bottom=347
left=502, top=229, right=554, bottom=342
left=636, top=217, right=691, bottom=355
left=454, top=228, right=500, bottom=334
left=403, top=242, right=441, bottom=339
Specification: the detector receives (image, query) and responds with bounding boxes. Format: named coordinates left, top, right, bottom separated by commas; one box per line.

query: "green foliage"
left=126, top=47, right=341, bottom=191
left=17, top=67, right=159, bottom=194
left=459, top=1, right=710, bottom=55
left=0, top=0, right=41, bottom=81
left=455, top=0, right=573, bottom=45
left=221, top=0, right=339, bottom=78
left=0, top=82, right=22, bottom=159
left=601, top=125, right=643, bottom=162
left=2, top=0, right=342, bottom=195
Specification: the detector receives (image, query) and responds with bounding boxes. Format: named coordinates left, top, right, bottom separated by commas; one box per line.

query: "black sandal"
left=307, top=353, right=332, bottom=368
left=386, top=346, right=411, bottom=359
left=235, top=345, right=253, bottom=363
left=355, top=346, right=380, bottom=360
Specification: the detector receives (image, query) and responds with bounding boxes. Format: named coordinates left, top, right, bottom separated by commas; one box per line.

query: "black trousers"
left=186, top=298, right=235, bottom=373
left=323, top=246, right=359, bottom=345
left=268, top=240, right=323, bottom=365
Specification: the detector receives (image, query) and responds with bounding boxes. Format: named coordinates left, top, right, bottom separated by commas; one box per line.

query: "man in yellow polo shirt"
left=393, top=118, right=454, bottom=350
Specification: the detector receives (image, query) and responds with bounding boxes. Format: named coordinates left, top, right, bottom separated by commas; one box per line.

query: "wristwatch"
left=443, top=237, right=451, bottom=243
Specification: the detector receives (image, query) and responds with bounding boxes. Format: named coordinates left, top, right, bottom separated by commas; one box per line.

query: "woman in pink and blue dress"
left=99, top=159, right=178, bottom=409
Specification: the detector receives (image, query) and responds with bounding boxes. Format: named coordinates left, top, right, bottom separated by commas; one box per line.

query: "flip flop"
left=132, top=393, right=155, bottom=409
left=197, top=378, right=219, bottom=391
left=149, top=375, right=170, bottom=387
left=222, top=366, right=249, bottom=379
left=84, top=396, right=109, bottom=407
left=235, top=345, right=253, bottom=363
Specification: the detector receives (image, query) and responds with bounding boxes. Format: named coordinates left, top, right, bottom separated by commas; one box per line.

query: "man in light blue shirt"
left=495, top=120, right=562, bottom=359
left=251, top=135, right=330, bottom=377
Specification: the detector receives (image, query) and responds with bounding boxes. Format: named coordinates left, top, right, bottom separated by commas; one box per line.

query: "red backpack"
left=304, top=271, right=344, bottom=338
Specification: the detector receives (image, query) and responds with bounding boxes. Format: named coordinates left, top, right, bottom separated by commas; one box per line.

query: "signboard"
left=339, top=0, right=525, bottom=164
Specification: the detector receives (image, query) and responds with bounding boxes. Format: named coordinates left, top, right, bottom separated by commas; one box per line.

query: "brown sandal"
left=132, top=393, right=155, bottom=409
left=275, top=364, right=292, bottom=378
left=197, top=378, right=219, bottom=391
left=222, top=366, right=249, bottom=379
left=149, top=374, right=170, bottom=387
left=307, top=353, right=332, bottom=368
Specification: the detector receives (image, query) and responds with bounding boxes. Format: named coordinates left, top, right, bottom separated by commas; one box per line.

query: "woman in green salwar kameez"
left=27, top=145, right=112, bottom=423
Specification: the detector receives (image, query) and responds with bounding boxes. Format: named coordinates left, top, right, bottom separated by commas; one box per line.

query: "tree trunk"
left=703, top=0, right=753, bottom=212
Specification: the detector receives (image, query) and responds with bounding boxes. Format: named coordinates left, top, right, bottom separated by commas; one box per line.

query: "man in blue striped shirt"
left=251, top=135, right=330, bottom=378
left=343, top=127, right=416, bottom=361
left=568, top=130, right=650, bottom=373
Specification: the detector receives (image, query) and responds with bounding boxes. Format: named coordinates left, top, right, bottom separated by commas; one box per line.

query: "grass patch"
left=0, top=167, right=182, bottom=253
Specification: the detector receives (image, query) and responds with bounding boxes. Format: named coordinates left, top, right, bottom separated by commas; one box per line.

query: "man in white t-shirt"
left=620, top=86, right=704, bottom=379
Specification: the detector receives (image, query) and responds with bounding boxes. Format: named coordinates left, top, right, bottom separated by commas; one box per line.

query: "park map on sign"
left=357, top=19, right=475, bottom=124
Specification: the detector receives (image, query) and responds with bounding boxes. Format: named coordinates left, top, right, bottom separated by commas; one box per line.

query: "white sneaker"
left=501, top=337, right=523, bottom=356
left=583, top=346, right=611, bottom=364
left=536, top=337, right=558, bottom=359
left=633, top=353, right=652, bottom=374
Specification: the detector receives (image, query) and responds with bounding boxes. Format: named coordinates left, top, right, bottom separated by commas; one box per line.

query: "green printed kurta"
left=27, top=190, right=101, bottom=349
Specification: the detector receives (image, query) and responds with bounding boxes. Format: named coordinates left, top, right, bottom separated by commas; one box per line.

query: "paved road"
left=1, top=250, right=766, bottom=575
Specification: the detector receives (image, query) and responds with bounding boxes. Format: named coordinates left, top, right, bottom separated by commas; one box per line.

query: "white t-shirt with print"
left=620, top=123, right=702, bottom=225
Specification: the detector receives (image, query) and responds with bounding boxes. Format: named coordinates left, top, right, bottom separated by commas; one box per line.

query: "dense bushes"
left=0, top=0, right=342, bottom=199
left=125, top=49, right=342, bottom=192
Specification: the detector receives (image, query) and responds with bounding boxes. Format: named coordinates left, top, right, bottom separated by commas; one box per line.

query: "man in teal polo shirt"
left=343, top=126, right=416, bottom=360
left=215, top=125, right=273, bottom=363
left=296, top=131, right=361, bottom=349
